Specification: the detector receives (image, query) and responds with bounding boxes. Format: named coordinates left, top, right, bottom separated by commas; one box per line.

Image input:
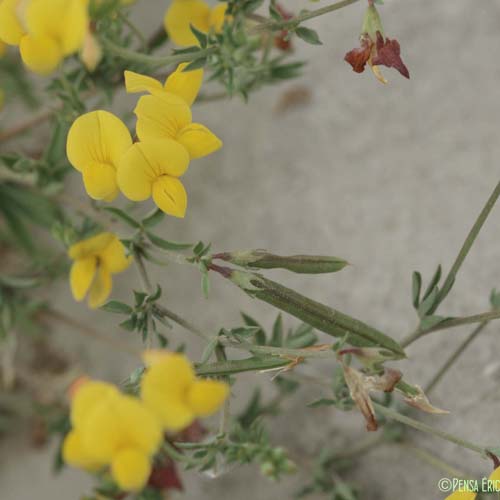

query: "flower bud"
left=80, top=31, right=102, bottom=73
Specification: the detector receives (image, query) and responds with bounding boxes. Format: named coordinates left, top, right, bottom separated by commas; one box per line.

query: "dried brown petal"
left=402, top=385, right=449, bottom=414
left=344, top=38, right=373, bottom=74
left=372, top=31, right=410, bottom=79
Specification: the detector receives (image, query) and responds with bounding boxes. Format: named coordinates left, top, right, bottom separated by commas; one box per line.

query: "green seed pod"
left=213, top=250, right=349, bottom=274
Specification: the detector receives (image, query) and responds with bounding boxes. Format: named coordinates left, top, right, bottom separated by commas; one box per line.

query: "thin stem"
left=424, top=321, right=488, bottom=394
left=153, top=304, right=212, bottom=342
left=220, top=338, right=336, bottom=359
left=436, top=180, right=500, bottom=307
left=401, top=442, right=471, bottom=479
left=134, top=252, right=153, bottom=293
left=45, top=308, right=139, bottom=356
left=249, top=0, right=361, bottom=33
left=373, top=403, right=487, bottom=456
left=102, top=37, right=216, bottom=67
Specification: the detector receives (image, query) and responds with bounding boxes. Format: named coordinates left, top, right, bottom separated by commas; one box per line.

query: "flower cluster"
left=68, top=232, right=131, bottom=308
left=63, top=351, right=229, bottom=492
left=66, top=63, right=222, bottom=217
left=164, top=0, right=228, bottom=46
left=0, top=0, right=89, bottom=74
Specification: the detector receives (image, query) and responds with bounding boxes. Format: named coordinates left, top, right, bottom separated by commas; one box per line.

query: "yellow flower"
left=164, top=0, right=228, bottom=46
left=444, top=467, right=500, bottom=499
left=140, top=350, right=229, bottom=431
left=68, top=232, right=131, bottom=308
left=134, top=91, right=222, bottom=160
left=117, top=139, right=190, bottom=217
left=0, top=0, right=89, bottom=74
left=124, top=62, right=204, bottom=106
left=67, top=110, right=133, bottom=201
left=63, top=379, right=163, bottom=491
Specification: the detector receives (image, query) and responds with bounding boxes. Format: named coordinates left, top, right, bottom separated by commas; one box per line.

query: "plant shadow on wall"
left=0, top=0, right=498, bottom=499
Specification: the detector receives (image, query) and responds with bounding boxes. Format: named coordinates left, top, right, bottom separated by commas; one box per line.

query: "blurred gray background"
left=2, top=0, right=500, bottom=498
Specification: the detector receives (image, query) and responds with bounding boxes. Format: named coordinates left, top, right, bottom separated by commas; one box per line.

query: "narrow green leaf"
left=183, top=57, right=207, bottom=71
left=270, top=313, right=283, bottom=346
left=146, top=231, right=193, bottom=250
left=307, top=398, right=337, bottom=408
left=101, top=301, right=133, bottom=314
left=189, top=24, right=208, bottom=48
left=199, top=336, right=219, bottom=365
left=422, top=265, right=442, bottom=301
left=141, top=209, right=165, bottom=228
left=412, top=271, right=422, bottom=309
left=295, top=26, right=322, bottom=45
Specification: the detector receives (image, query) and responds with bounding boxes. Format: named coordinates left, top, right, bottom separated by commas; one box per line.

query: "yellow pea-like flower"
left=117, top=138, right=190, bottom=218
left=164, top=0, right=228, bottom=47
left=134, top=92, right=222, bottom=160
left=66, top=110, right=133, bottom=202
left=63, top=379, right=163, bottom=492
left=68, top=232, right=131, bottom=309
left=0, top=0, right=89, bottom=74
left=124, top=62, right=204, bottom=106
left=140, top=351, right=229, bottom=432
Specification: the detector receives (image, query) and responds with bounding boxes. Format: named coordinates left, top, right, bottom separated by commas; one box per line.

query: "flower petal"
left=99, top=235, right=131, bottom=274
left=81, top=161, right=119, bottom=201
left=0, top=0, right=25, bottom=45
left=68, top=232, right=115, bottom=260
left=208, top=3, right=228, bottom=32
left=87, top=266, right=112, bottom=309
left=60, top=0, right=88, bottom=55
left=177, top=122, right=222, bottom=159
left=19, top=35, right=62, bottom=75
left=134, top=94, right=192, bottom=142
left=111, top=448, right=151, bottom=492
left=124, top=70, right=163, bottom=94
left=163, top=0, right=210, bottom=47
left=152, top=176, right=187, bottom=217
left=117, top=139, right=189, bottom=201
left=187, top=379, right=229, bottom=417
left=67, top=110, right=132, bottom=172
left=62, top=431, right=105, bottom=471
left=70, top=256, right=97, bottom=301
left=164, top=63, right=203, bottom=106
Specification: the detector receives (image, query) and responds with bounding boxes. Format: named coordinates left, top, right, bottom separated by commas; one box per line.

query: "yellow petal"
left=124, top=70, right=163, bottom=94
left=0, top=0, right=25, bottom=45
left=87, top=266, right=112, bottom=309
left=209, top=3, right=228, bottom=32
left=62, top=431, right=106, bottom=471
left=81, top=397, right=122, bottom=462
left=117, top=139, right=189, bottom=202
left=164, top=63, right=203, bottom=106
left=67, top=110, right=132, bottom=172
left=19, top=34, right=62, bottom=75
left=81, top=161, right=119, bottom=201
left=444, top=492, right=476, bottom=500
left=99, top=236, right=131, bottom=274
left=111, top=448, right=151, bottom=492
left=114, top=395, right=162, bottom=455
left=25, top=0, right=87, bottom=55
left=70, top=257, right=96, bottom=302
left=164, top=0, right=210, bottom=47
left=187, top=379, right=229, bottom=417
left=71, top=380, right=119, bottom=428
left=489, top=466, right=500, bottom=482
left=177, top=122, right=222, bottom=159
left=68, top=232, right=115, bottom=260
left=140, top=352, right=196, bottom=430
left=134, top=93, right=192, bottom=142
left=152, top=175, right=187, bottom=218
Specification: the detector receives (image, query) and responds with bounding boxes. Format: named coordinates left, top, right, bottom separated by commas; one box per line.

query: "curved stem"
left=424, top=321, right=488, bottom=394
left=102, top=37, right=216, bottom=67
left=249, top=0, right=361, bottom=33
left=436, top=180, right=500, bottom=307
left=373, top=403, right=487, bottom=456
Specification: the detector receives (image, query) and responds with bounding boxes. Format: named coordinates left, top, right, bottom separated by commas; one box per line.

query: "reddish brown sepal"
left=148, top=460, right=183, bottom=491
left=344, top=37, right=372, bottom=73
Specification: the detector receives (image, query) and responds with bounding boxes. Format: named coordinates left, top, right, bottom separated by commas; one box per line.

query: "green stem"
left=250, top=0, right=361, bottom=33
left=102, top=37, right=216, bottom=67
left=117, top=10, right=148, bottom=50
left=435, top=180, right=500, bottom=308
left=373, top=403, right=487, bottom=456
left=424, top=321, right=488, bottom=394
